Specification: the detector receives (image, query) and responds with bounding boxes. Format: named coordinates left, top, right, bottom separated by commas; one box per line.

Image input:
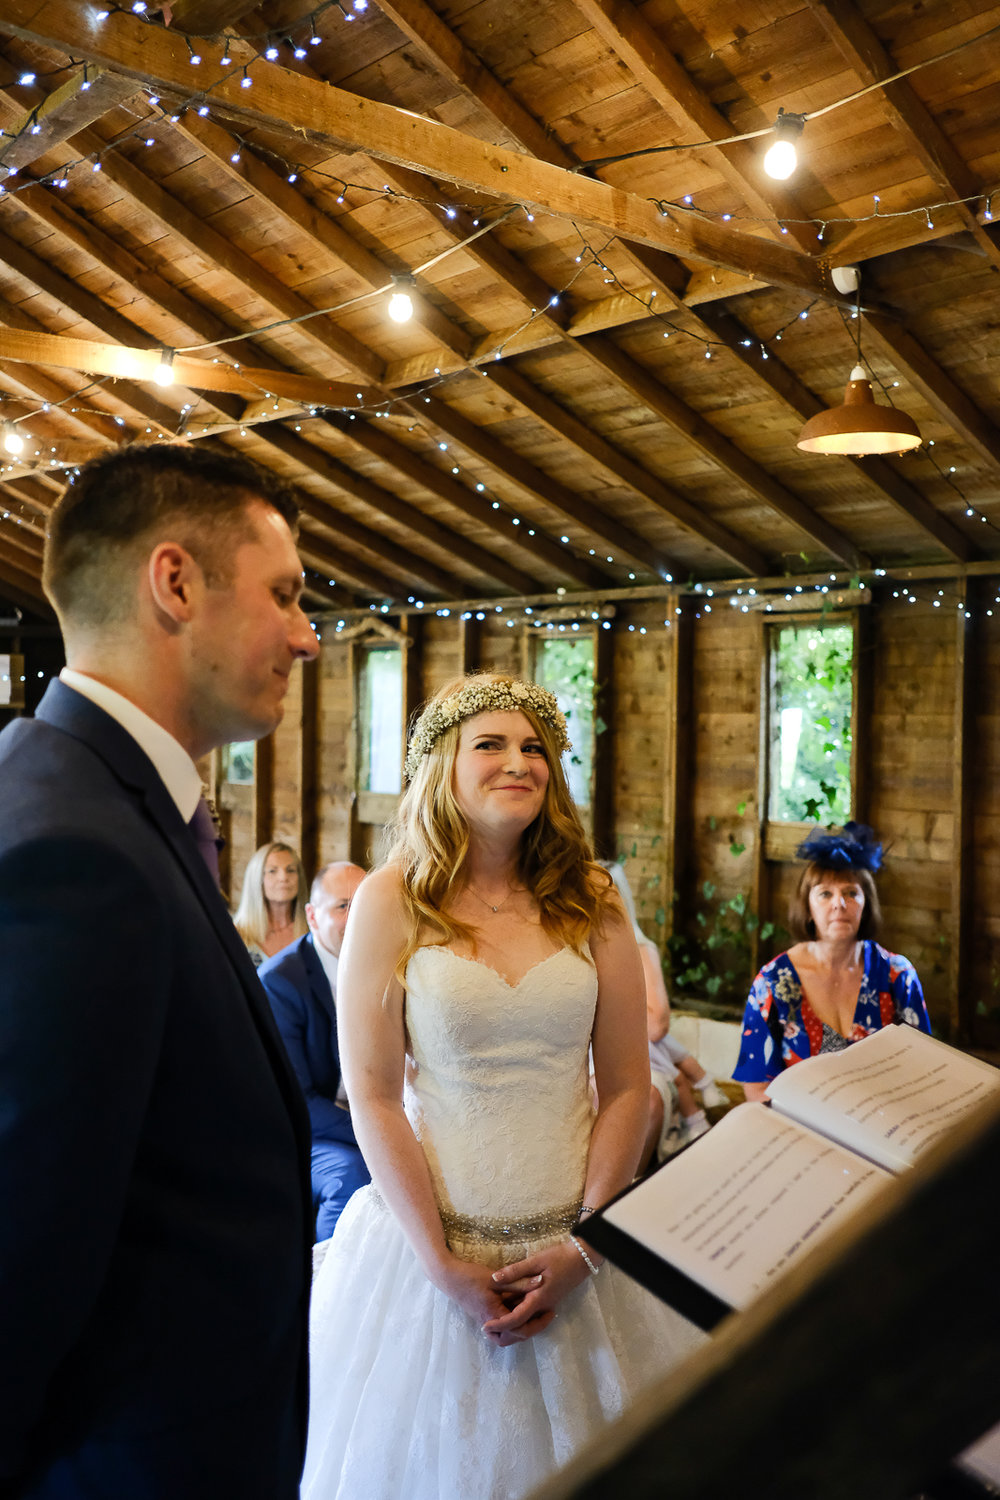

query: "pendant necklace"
left=466, top=883, right=520, bottom=914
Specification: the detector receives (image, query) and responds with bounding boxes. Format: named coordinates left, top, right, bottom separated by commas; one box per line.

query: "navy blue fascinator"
left=795, top=821, right=883, bottom=873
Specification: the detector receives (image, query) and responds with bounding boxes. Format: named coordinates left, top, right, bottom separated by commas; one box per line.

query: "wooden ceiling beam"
left=0, top=537, right=41, bottom=576
left=10, top=178, right=301, bottom=372
left=0, top=479, right=54, bottom=530
left=163, top=1, right=261, bottom=28
left=373, top=0, right=562, bottom=165
left=170, top=87, right=660, bottom=587
left=483, top=363, right=769, bottom=574
left=200, top=30, right=783, bottom=583
left=59, top=119, right=383, bottom=385
left=690, top=303, right=975, bottom=562
left=374, top=182, right=847, bottom=565
left=576, top=331, right=868, bottom=568
left=0, top=190, right=242, bottom=432
left=0, top=66, right=139, bottom=176
left=0, top=308, right=129, bottom=446
left=321, top=411, right=605, bottom=590
left=0, top=554, right=50, bottom=612
left=170, top=110, right=475, bottom=362
left=2, top=5, right=831, bottom=297
left=300, top=573, right=343, bottom=611
left=0, top=519, right=43, bottom=562
left=409, top=392, right=680, bottom=582
left=258, top=424, right=518, bottom=595
left=296, top=527, right=423, bottom=601
left=803, top=0, right=1000, bottom=273
left=862, top=312, right=1000, bottom=474
left=0, top=327, right=376, bottom=410
left=570, top=0, right=818, bottom=254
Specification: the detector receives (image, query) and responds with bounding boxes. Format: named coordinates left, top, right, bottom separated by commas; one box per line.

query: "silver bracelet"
left=569, top=1234, right=600, bottom=1276
left=579, top=1203, right=598, bottom=1217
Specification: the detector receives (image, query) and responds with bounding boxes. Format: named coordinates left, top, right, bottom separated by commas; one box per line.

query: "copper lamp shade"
left=797, top=365, right=922, bottom=455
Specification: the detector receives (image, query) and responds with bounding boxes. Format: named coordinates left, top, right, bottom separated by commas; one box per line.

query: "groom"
left=0, top=443, right=319, bottom=1498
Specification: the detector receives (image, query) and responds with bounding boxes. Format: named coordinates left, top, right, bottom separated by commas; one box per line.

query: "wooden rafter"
left=171, top=95, right=676, bottom=583
left=296, top=526, right=424, bottom=600
left=803, top=0, right=1000, bottom=273
left=0, top=66, right=138, bottom=175
left=862, top=312, right=1000, bottom=474
left=0, top=520, right=43, bottom=562
left=689, top=304, right=976, bottom=562
left=0, top=328, right=378, bottom=411
left=1, top=8, right=833, bottom=298
left=483, top=363, right=769, bottom=575
left=381, top=185, right=855, bottom=567
left=374, top=0, right=561, bottom=164
left=182, top=29, right=855, bottom=578
left=407, top=393, right=682, bottom=583
left=337, top=17, right=854, bottom=568
left=163, top=1, right=261, bottom=29
left=570, top=0, right=819, bottom=254
left=0, top=543, right=47, bottom=605
left=258, top=424, right=540, bottom=597
left=320, top=413, right=607, bottom=590
left=575, top=332, right=868, bottom=568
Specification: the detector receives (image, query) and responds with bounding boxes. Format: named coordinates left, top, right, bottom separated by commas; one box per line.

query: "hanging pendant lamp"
left=797, top=365, right=922, bottom=455
left=797, top=270, right=922, bottom=456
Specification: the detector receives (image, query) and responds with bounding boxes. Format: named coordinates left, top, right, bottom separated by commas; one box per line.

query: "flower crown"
left=796, top=821, right=883, bottom=873
left=404, top=676, right=571, bottom=782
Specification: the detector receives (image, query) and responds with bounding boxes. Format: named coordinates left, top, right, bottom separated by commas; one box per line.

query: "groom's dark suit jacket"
left=0, top=681, right=313, bottom=1500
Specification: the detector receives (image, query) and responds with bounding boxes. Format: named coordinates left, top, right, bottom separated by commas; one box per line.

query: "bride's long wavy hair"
left=382, top=672, right=617, bottom=980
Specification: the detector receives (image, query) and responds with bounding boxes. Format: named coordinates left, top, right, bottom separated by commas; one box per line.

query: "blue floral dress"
left=732, top=941, right=930, bottom=1085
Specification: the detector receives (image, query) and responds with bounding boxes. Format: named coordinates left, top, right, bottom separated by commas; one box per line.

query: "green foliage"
left=534, top=636, right=595, bottom=807
left=666, top=888, right=783, bottom=1004
left=664, top=804, right=785, bottom=1005
left=770, top=623, right=853, bottom=824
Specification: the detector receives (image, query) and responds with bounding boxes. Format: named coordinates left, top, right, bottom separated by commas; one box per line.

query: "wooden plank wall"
left=221, top=587, right=998, bottom=1046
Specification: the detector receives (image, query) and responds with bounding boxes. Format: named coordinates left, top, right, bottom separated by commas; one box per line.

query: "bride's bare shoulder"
left=351, top=865, right=408, bottom=928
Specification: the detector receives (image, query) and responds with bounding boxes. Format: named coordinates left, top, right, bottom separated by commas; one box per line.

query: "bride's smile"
left=452, top=709, right=549, bottom=833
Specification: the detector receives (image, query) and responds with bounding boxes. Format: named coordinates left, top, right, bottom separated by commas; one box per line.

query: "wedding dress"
left=303, top=945, right=703, bottom=1500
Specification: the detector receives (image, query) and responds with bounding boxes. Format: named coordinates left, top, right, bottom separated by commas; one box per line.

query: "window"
left=223, top=741, right=255, bottom=784
left=358, top=645, right=403, bottom=796
left=532, top=634, right=596, bottom=807
left=767, top=621, right=854, bottom=824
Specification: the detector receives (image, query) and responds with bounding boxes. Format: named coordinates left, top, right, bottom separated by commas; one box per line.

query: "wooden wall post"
left=750, top=612, right=768, bottom=979
left=459, top=614, right=481, bottom=674
left=951, top=578, right=975, bottom=1044
left=298, top=656, right=319, bottom=881
left=253, top=733, right=274, bottom=852
left=661, top=595, right=693, bottom=943
left=402, top=613, right=424, bottom=737
left=591, top=621, right=614, bottom=860
left=851, top=602, right=874, bottom=826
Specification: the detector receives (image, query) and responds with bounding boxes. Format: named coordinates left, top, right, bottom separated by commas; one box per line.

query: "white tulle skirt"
left=302, top=1186, right=704, bottom=1500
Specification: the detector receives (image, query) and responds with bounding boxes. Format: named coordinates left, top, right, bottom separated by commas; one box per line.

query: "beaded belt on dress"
left=440, top=1200, right=582, bottom=1246
left=368, top=1190, right=583, bottom=1245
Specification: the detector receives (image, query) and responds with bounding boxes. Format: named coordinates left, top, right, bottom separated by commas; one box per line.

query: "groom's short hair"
left=44, top=441, right=300, bottom=629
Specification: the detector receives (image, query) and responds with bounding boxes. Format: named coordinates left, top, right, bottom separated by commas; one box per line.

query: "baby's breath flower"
left=404, top=676, right=570, bottom=781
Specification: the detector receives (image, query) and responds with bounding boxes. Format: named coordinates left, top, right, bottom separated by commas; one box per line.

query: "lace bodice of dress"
left=403, top=946, right=597, bottom=1250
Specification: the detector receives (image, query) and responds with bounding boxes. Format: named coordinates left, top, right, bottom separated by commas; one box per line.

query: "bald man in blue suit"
left=0, top=444, right=319, bottom=1500
left=260, top=861, right=370, bottom=1241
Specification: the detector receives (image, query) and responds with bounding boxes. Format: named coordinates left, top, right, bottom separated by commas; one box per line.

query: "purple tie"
left=189, top=796, right=222, bottom=885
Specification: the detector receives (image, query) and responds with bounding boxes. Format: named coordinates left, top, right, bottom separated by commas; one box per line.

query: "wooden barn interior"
left=2, top=1, right=1000, bottom=1493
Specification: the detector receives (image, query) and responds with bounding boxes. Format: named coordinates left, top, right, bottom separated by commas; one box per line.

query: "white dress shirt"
left=59, top=668, right=203, bottom=822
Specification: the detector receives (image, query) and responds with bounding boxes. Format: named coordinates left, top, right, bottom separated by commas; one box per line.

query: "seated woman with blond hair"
left=232, top=840, right=308, bottom=967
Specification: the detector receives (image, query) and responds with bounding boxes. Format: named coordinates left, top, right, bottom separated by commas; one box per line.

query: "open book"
left=586, top=1024, right=1000, bottom=1330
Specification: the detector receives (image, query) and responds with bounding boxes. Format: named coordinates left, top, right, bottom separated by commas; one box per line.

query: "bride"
left=303, top=672, right=702, bottom=1499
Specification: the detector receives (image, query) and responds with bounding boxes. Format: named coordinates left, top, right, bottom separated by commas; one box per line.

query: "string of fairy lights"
left=0, top=6, right=998, bottom=619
